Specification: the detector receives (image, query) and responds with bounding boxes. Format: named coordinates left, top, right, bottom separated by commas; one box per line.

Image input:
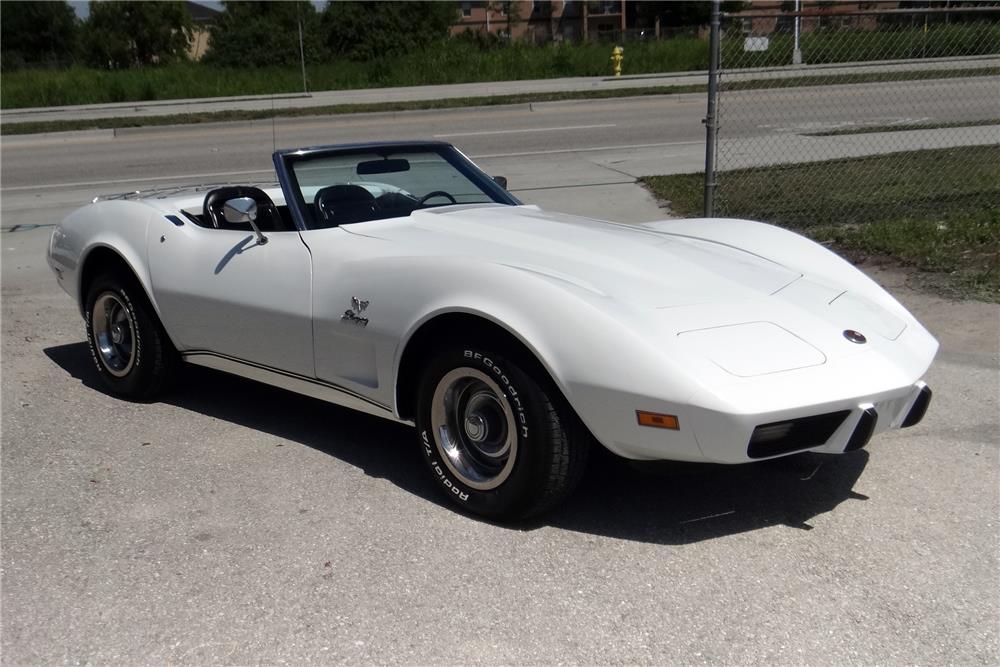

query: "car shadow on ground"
left=45, top=342, right=870, bottom=546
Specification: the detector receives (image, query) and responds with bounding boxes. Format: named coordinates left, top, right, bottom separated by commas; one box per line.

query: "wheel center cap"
left=465, top=414, right=487, bottom=442
left=111, top=325, right=124, bottom=344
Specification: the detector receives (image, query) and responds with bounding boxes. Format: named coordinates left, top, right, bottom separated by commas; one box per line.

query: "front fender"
left=49, top=201, right=160, bottom=318
left=381, top=259, right=708, bottom=461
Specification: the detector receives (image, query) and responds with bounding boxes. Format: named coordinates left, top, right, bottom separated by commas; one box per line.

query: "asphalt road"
left=2, top=75, right=997, bottom=226
left=1, top=87, right=999, bottom=664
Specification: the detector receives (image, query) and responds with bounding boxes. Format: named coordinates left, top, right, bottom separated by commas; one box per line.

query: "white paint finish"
left=45, top=153, right=939, bottom=465
left=343, top=206, right=801, bottom=308
left=182, top=351, right=402, bottom=423
left=301, top=227, right=397, bottom=399
left=147, top=219, right=314, bottom=377
left=677, top=322, right=826, bottom=377
left=829, top=290, right=906, bottom=340
left=47, top=201, right=161, bottom=318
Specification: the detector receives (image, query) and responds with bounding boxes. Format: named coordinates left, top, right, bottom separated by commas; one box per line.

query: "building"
left=727, top=1, right=903, bottom=36
left=452, top=1, right=631, bottom=43
left=186, top=1, right=220, bottom=60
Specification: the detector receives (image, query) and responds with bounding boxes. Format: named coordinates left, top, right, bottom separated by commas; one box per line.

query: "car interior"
left=183, top=184, right=426, bottom=231
left=312, top=185, right=424, bottom=228
left=189, top=186, right=296, bottom=232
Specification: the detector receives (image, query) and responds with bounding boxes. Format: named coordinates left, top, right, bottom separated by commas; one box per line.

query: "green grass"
left=0, top=39, right=711, bottom=109
left=3, top=19, right=997, bottom=109
left=639, top=146, right=1000, bottom=302
left=806, top=118, right=1000, bottom=136
left=5, top=66, right=996, bottom=136
left=812, top=211, right=1000, bottom=301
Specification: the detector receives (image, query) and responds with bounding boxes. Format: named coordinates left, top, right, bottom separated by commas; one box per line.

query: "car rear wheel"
left=84, top=272, right=178, bottom=399
left=416, top=345, right=588, bottom=520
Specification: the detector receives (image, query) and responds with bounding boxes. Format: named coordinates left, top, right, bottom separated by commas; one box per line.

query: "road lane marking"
left=0, top=141, right=704, bottom=192
left=0, top=169, right=276, bottom=192
left=473, top=140, right=703, bottom=159
left=511, top=180, right=636, bottom=192
left=434, top=123, right=616, bottom=138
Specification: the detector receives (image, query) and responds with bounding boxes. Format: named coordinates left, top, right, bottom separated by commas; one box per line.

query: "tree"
left=82, top=1, right=193, bottom=68
left=204, top=1, right=323, bottom=68
left=0, top=1, right=78, bottom=69
left=635, top=1, right=747, bottom=30
left=320, top=1, right=459, bottom=61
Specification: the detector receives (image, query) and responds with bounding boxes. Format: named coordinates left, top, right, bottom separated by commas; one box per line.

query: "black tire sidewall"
left=415, top=346, right=556, bottom=519
left=84, top=275, right=161, bottom=398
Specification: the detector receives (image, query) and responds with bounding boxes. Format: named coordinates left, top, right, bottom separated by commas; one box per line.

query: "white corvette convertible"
left=47, top=141, right=937, bottom=519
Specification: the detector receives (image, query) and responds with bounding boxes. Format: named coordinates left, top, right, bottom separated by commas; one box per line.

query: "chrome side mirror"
left=493, top=175, right=508, bottom=190
left=223, top=197, right=267, bottom=245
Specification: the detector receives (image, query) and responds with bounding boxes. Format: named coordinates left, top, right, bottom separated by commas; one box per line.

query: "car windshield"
left=288, top=148, right=506, bottom=228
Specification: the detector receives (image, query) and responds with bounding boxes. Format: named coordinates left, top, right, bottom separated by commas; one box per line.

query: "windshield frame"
left=272, top=141, right=520, bottom=231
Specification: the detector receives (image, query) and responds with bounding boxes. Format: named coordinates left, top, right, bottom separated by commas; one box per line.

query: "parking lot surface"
left=2, top=99, right=998, bottom=663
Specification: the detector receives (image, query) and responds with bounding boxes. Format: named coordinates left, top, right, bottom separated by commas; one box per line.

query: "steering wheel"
left=419, top=190, right=458, bottom=205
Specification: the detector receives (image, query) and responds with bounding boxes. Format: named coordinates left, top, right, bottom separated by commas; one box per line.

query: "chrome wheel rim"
left=430, top=368, right=517, bottom=491
left=91, top=292, right=136, bottom=377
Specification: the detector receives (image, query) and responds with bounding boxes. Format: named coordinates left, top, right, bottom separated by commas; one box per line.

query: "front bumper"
left=590, top=379, right=931, bottom=464
left=718, top=381, right=930, bottom=462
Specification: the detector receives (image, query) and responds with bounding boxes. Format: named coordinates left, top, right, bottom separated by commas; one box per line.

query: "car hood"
left=345, top=205, right=913, bottom=377
left=345, top=205, right=802, bottom=308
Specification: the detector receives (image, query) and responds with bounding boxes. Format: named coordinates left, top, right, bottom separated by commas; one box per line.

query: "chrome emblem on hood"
left=843, top=329, right=867, bottom=344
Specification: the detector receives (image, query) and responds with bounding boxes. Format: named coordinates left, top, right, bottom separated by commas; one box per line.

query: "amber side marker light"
left=636, top=411, right=679, bottom=430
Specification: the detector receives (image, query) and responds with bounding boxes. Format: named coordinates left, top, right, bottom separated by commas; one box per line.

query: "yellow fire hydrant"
left=611, top=46, right=624, bottom=77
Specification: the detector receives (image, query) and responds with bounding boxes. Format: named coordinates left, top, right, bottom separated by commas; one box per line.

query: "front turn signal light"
left=636, top=410, right=679, bottom=430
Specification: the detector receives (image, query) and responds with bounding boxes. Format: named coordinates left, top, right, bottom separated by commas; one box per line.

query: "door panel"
left=148, top=220, right=313, bottom=376
left=299, top=227, right=399, bottom=408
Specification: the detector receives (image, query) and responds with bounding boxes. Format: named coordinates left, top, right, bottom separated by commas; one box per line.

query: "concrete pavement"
left=2, top=78, right=998, bottom=664
left=0, top=58, right=1000, bottom=665
left=2, top=212, right=997, bottom=665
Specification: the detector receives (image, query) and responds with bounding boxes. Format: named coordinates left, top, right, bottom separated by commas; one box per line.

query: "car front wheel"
left=416, top=345, right=588, bottom=520
left=84, top=272, right=178, bottom=399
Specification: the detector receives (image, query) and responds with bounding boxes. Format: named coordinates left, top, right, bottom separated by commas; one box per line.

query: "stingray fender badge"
left=843, top=329, right=867, bottom=344
left=342, top=296, right=370, bottom=327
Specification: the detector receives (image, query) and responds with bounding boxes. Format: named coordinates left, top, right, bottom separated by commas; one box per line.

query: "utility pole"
left=703, top=0, right=721, bottom=217
left=298, top=17, right=307, bottom=93
left=294, top=2, right=307, bottom=94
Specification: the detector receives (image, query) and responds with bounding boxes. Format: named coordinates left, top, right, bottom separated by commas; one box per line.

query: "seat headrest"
left=314, top=184, right=376, bottom=226
left=203, top=186, right=279, bottom=229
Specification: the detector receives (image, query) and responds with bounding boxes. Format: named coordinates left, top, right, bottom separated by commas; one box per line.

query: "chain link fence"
left=704, top=6, right=1000, bottom=230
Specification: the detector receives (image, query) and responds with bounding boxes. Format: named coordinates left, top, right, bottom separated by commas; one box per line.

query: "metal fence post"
left=703, top=0, right=721, bottom=217
left=698, top=5, right=998, bottom=233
